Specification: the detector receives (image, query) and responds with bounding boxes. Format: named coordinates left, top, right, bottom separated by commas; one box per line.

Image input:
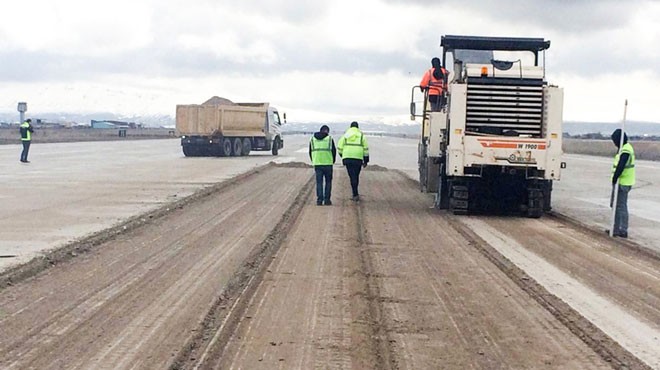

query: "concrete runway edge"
left=0, top=162, right=279, bottom=291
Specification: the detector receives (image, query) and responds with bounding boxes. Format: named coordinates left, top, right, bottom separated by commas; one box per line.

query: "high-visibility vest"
left=612, top=142, right=635, bottom=186
left=420, top=67, right=447, bottom=96
left=310, top=135, right=334, bottom=166
left=338, top=127, right=369, bottom=160
left=20, top=122, right=31, bottom=141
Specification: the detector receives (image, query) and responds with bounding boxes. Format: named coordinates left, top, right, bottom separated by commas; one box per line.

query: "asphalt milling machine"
left=412, top=35, right=566, bottom=217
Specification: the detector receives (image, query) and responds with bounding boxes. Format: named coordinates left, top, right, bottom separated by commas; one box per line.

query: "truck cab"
left=266, top=106, right=285, bottom=155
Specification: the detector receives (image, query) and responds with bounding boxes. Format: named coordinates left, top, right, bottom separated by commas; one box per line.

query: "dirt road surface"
left=1, top=164, right=658, bottom=369
left=0, top=165, right=311, bottom=369
left=189, top=170, right=610, bottom=369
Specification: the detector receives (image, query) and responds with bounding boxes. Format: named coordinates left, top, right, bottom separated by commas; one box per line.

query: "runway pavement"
left=1, top=135, right=658, bottom=273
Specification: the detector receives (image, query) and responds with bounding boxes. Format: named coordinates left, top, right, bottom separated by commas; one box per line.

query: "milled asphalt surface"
left=0, top=135, right=658, bottom=273
left=0, top=139, right=294, bottom=271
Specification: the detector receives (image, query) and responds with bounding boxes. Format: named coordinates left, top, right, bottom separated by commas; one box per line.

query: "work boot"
left=605, top=229, right=628, bottom=238
left=324, top=200, right=332, bottom=206
left=316, top=200, right=323, bottom=206
left=352, top=195, right=360, bottom=202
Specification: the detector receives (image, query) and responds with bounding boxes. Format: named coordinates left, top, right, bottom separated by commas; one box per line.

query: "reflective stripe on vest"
left=339, top=128, right=368, bottom=160
left=311, top=136, right=333, bottom=166
left=612, top=142, right=635, bottom=186
left=20, top=122, right=31, bottom=141
left=428, top=67, right=447, bottom=95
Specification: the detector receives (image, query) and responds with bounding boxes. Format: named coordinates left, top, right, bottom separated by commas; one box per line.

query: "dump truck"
left=411, top=35, right=565, bottom=217
left=176, top=96, right=285, bottom=157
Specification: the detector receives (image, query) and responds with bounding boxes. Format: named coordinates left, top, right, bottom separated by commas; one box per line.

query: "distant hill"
left=2, top=111, right=658, bottom=137
left=281, top=121, right=421, bottom=136
left=564, top=121, right=660, bottom=136
left=290, top=121, right=660, bottom=137
left=0, top=112, right=173, bottom=128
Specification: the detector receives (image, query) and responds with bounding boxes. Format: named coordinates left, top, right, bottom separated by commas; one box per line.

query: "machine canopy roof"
left=441, top=35, right=550, bottom=52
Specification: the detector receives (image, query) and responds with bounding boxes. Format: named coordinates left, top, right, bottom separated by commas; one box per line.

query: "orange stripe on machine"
left=478, top=140, right=547, bottom=150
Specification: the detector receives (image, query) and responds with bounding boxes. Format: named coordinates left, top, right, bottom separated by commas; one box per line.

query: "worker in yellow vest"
left=337, top=121, right=369, bottom=201
left=610, top=129, right=635, bottom=238
left=20, top=118, right=34, bottom=163
left=309, top=125, right=337, bottom=206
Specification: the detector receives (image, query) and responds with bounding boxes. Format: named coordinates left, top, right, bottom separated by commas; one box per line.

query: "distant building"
left=33, top=118, right=70, bottom=128
left=90, top=120, right=137, bottom=129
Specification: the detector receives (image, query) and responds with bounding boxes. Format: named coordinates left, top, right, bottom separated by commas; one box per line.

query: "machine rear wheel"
left=449, top=182, right=470, bottom=215
left=526, top=188, right=544, bottom=218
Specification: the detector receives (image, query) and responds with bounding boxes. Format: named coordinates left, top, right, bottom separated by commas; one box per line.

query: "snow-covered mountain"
left=0, top=112, right=173, bottom=127
left=3, top=111, right=658, bottom=137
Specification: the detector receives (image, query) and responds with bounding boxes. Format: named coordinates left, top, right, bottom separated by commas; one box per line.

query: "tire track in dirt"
left=170, top=172, right=314, bottom=369
left=355, top=201, right=398, bottom=370
left=179, top=172, right=393, bottom=369
left=360, top=170, right=612, bottom=369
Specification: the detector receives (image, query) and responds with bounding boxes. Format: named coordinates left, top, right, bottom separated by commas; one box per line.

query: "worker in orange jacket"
left=420, top=57, right=447, bottom=111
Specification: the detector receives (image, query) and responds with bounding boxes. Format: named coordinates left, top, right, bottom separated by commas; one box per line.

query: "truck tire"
left=242, top=138, right=252, bottom=156
left=221, top=138, right=232, bottom=157
left=271, top=138, right=280, bottom=156
left=232, top=138, right=243, bottom=156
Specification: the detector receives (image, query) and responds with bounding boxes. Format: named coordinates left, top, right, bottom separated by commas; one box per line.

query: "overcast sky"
left=1, top=0, right=658, bottom=124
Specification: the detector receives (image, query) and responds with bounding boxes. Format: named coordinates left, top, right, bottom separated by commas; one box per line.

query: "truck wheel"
left=232, top=138, right=243, bottom=156
left=242, top=138, right=251, bottom=156
left=271, top=138, right=280, bottom=156
left=221, top=138, right=232, bottom=157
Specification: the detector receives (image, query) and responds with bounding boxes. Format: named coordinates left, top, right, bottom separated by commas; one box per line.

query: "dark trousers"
left=314, top=165, right=333, bottom=202
left=429, top=95, right=445, bottom=111
left=611, top=185, right=631, bottom=235
left=343, top=159, right=363, bottom=197
left=20, top=140, right=31, bottom=162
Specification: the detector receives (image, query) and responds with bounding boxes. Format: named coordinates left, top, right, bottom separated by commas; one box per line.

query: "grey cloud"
left=410, top=21, right=658, bottom=78
left=238, top=0, right=330, bottom=22
left=4, top=0, right=653, bottom=87
left=154, top=0, right=328, bottom=25
left=385, top=0, right=646, bottom=33
left=0, top=45, right=425, bottom=83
